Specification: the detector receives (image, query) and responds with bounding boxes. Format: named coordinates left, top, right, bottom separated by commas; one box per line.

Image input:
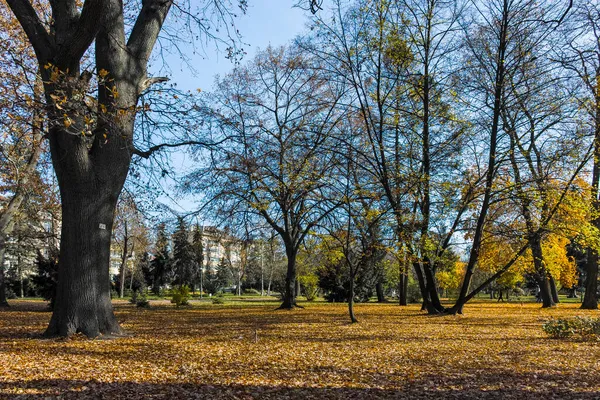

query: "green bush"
left=131, top=289, right=150, bottom=308
left=171, top=285, right=191, bottom=308
left=212, top=296, right=225, bottom=304
left=543, top=317, right=600, bottom=340
left=243, top=288, right=261, bottom=295
left=298, top=274, right=319, bottom=302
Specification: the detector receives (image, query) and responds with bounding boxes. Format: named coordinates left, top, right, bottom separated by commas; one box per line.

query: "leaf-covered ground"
left=1, top=300, right=599, bottom=399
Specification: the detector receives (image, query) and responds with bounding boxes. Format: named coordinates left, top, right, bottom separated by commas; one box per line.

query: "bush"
left=5, top=287, right=17, bottom=300
left=31, top=251, right=59, bottom=309
left=298, top=274, right=319, bottom=302
left=171, top=285, right=191, bottom=308
left=243, top=288, right=260, bottom=295
left=543, top=317, right=600, bottom=340
left=136, top=291, right=150, bottom=308
left=130, top=289, right=150, bottom=308
left=212, top=296, right=225, bottom=304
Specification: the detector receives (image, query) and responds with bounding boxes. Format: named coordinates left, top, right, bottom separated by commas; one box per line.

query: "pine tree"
left=150, top=223, right=170, bottom=295
left=172, top=217, right=194, bottom=287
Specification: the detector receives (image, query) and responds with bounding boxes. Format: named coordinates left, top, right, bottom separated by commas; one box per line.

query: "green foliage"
left=171, top=285, right=191, bottom=308
left=542, top=317, right=600, bottom=340
left=130, top=288, right=150, bottom=308
left=172, top=217, right=195, bottom=286
left=298, top=273, right=319, bottom=301
left=212, top=293, right=225, bottom=304
left=31, top=251, right=59, bottom=309
left=243, top=288, right=260, bottom=295
left=151, top=223, right=171, bottom=294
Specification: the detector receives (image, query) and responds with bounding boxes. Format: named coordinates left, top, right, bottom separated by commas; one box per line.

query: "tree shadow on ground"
left=1, top=371, right=598, bottom=400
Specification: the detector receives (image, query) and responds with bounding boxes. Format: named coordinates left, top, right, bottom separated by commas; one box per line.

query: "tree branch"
left=127, top=0, right=174, bottom=65
left=56, top=0, right=107, bottom=67
left=5, top=0, right=53, bottom=63
left=132, top=140, right=213, bottom=158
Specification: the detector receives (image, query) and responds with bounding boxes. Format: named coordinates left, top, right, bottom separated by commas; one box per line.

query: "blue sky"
left=149, top=1, right=313, bottom=217
left=159, top=1, right=312, bottom=93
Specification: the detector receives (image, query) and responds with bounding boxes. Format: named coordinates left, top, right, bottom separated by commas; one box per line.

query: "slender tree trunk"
left=398, top=267, right=408, bottom=306
left=260, top=243, right=265, bottom=296
left=413, top=262, right=431, bottom=312
left=129, top=265, right=135, bottom=291
left=582, top=87, right=600, bottom=309
left=549, top=274, right=559, bottom=304
left=119, top=222, right=128, bottom=298
left=423, top=260, right=444, bottom=313
left=582, top=248, right=599, bottom=309
left=279, top=245, right=298, bottom=309
left=0, top=244, right=8, bottom=307
left=529, top=236, right=555, bottom=308
left=375, top=282, right=385, bottom=303
left=451, top=1, right=510, bottom=315
left=200, top=267, right=203, bottom=298
left=348, top=274, right=358, bottom=323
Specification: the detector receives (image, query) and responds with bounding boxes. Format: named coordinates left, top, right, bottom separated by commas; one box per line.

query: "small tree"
left=31, top=250, right=59, bottom=309
left=172, top=217, right=194, bottom=287
left=150, top=223, right=170, bottom=295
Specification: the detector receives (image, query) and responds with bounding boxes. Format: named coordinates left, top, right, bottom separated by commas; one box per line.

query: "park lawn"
left=0, top=300, right=599, bottom=399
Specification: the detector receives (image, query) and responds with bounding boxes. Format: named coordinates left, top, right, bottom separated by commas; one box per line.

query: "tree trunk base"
left=43, top=301, right=123, bottom=339
left=276, top=302, right=304, bottom=310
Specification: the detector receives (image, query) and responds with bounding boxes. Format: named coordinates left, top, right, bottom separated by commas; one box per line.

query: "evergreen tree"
left=150, top=223, right=170, bottom=295
left=31, top=250, right=59, bottom=310
left=172, top=217, right=194, bottom=287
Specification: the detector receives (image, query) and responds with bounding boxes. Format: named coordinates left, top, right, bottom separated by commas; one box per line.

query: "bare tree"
left=186, top=45, right=344, bottom=309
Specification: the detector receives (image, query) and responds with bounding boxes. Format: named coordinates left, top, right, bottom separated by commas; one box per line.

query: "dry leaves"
left=1, top=300, right=599, bottom=399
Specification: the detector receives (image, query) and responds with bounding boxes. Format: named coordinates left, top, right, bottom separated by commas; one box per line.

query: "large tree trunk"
left=45, top=178, right=125, bottom=337
left=582, top=247, right=599, bottom=309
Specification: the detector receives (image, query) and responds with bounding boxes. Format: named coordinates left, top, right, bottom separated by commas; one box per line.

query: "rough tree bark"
left=7, top=0, right=173, bottom=337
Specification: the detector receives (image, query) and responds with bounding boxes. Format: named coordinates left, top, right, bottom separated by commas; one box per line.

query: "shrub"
left=212, top=297, right=225, bottom=304
left=543, top=317, right=600, bottom=340
left=171, top=285, right=191, bottom=308
left=136, top=291, right=150, bottom=308
left=298, top=274, right=319, bottom=302
left=131, top=289, right=150, bottom=308
left=243, top=288, right=260, bottom=295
